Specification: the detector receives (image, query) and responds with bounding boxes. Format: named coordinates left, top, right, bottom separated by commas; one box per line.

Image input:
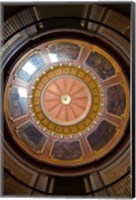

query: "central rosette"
left=31, top=65, right=101, bottom=135
left=61, top=94, right=72, bottom=105
left=41, top=76, right=92, bottom=126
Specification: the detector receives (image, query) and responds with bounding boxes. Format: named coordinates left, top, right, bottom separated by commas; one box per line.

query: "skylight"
left=22, top=61, right=37, bottom=75
left=18, top=87, right=27, bottom=98
left=49, top=53, right=58, bottom=62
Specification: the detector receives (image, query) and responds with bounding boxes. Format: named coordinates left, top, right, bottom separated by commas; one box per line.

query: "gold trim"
left=31, top=65, right=102, bottom=135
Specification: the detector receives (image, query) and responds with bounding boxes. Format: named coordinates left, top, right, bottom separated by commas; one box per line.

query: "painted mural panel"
left=87, top=120, right=116, bottom=151
left=107, top=84, right=126, bottom=116
left=86, top=52, right=115, bottom=79
left=18, top=122, right=46, bottom=151
left=48, top=42, right=81, bottom=61
left=51, top=141, right=83, bottom=160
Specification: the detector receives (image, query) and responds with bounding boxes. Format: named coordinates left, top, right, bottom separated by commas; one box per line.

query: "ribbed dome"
left=4, top=39, right=129, bottom=167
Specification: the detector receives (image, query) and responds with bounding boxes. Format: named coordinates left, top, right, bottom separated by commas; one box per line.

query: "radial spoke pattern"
left=32, top=65, right=101, bottom=135
left=43, top=77, right=91, bottom=125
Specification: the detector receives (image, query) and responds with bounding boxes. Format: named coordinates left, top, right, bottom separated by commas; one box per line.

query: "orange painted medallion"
left=41, top=76, right=92, bottom=125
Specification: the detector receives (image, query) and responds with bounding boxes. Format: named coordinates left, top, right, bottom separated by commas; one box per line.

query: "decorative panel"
left=51, top=140, right=83, bottom=160
left=18, top=122, right=46, bottom=152
left=16, top=53, right=45, bottom=82
left=8, top=86, right=27, bottom=119
left=107, top=84, right=126, bottom=116
left=85, top=52, right=115, bottom=80
left=87, top=120, right=116, bottom=151
left=48, top=42, right=81, bottom=61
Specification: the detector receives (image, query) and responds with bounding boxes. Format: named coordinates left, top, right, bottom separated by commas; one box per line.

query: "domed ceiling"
left=4, top=38, right=129, bottom=167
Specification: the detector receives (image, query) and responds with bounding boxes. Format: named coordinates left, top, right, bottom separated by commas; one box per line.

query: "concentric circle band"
left=31, top=64, right=102, bottom=135
left=4, top=37, right=129, bottom=167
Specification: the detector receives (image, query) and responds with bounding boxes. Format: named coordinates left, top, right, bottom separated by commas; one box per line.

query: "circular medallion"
left=41, top=76, right=92, bottom=126
left=31, top=65, right=102, bottom=135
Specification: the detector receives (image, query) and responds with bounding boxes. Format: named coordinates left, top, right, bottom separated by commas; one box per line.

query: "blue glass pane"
left=16, top=54, right=45, bottom=82
left=8, top=86, right=27, bottom=119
